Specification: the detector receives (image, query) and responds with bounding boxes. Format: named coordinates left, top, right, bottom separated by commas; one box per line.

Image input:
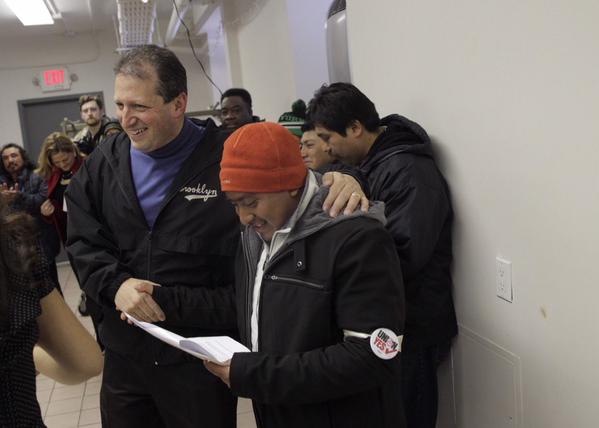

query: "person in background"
left=0, top=143, right=61, bottom=293
left=206, top=122, right=406, bottom=428
left=35, top=133, right=104, bottom=349
left=300, top=122, right=336, bottom=171
left=308, top=82, right=458, bottom=428
left=0, top=193, right=102, bottom=427
left=73, top=94, right=122, bottom=155
left=219, top=88, right=262, bottom=130
left=277, top=99, right=307, bottom=137
left=36, top=133, right=83, bottom=244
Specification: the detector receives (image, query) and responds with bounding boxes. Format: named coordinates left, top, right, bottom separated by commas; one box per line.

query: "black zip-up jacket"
left=230, top=179, right=406, bottom=428
left=360, top=114, right=458, bottom=346
left=66, top=118, right=239, bottom=364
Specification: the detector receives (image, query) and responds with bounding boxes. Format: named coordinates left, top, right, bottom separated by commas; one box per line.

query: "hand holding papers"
left=125, top=313, right=250, bottom=365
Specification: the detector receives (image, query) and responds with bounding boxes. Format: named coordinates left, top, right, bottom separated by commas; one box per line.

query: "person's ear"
left=173, top=92, right=188, bottom=116
left=347, top=120, right=365, bottom=138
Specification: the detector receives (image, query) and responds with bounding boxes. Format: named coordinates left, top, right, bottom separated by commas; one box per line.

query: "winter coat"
left=360, top=114, right=458, bottom=346
left=65, top=118, right=239, bottom=364
left=230, top=178, right=406, bottom=428
left=73, top=116, right=122, bottom=155
left=42, top=157, right=83, bottom=244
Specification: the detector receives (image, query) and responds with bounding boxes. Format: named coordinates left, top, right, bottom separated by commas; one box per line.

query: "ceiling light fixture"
left=4, top=0, right=54, bottom=26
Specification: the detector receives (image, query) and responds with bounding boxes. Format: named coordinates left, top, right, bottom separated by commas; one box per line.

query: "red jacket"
left=42, top=157, right=83, bottom=244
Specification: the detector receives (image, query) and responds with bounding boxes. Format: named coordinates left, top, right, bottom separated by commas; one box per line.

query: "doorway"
left=17, top=91, right=104, bottom=161
left=17, top=92, right=104, bottom=263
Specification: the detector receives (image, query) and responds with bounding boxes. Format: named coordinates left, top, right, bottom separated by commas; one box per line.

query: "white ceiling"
left=0, top=0, right=265, bottom=69
left=0, top=0, right=174, bottom=40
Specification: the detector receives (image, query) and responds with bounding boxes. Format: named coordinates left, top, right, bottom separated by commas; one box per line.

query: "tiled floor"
left=37, top=264, right=257, bottom=428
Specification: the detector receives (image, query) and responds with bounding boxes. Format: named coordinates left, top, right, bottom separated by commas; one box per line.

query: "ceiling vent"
left=116, top=0, right=157, bottom=49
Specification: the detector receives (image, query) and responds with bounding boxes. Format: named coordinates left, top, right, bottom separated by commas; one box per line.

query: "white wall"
left=0, top=31, right=119, bottom=146
left=172, top=42, right=217, bottom=114
left=192, top=0, right=329, bottom=121
left=223, top=0, right=297, bottom=121
left=187, top=5, right=232, bottom=106
left=0, top=29, right=214, bottom=147
left=347, top=0, right=599, bottom=427
left=285, top=0, right=330, bottom=103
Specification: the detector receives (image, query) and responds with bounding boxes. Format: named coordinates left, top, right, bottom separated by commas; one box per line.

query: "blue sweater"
left=130, top=119, right=205, bottom=229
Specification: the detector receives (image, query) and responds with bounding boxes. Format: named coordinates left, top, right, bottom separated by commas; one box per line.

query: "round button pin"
left=369, top=328, right=401, bottom=360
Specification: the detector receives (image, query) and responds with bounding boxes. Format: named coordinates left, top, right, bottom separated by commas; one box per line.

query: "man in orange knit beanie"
left=206, top=122, right=407, bottom=428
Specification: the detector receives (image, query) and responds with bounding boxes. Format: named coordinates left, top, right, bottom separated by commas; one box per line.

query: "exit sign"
left=39, top=67, right=71, bottom=92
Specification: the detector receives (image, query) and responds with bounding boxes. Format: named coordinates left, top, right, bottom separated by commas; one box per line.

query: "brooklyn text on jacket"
left=180, top=183, right=218, bottom=201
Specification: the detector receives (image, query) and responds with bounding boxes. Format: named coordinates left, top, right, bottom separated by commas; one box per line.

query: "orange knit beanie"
left=220, top=122, right=307, bottom=193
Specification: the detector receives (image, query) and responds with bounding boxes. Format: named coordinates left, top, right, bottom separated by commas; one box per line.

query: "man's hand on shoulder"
left=115, top=278, right=166, bottom=323
left=322, top=171, right=369, bottom=217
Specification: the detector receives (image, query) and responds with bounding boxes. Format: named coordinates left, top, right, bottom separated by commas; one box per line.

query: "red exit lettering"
left=44, top=69, right=65, bottom=86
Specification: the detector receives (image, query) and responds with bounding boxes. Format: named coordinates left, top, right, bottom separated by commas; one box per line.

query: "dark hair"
left=307, top=83, right=380, bottom=136
left=0, top=143, right=36, bottom=177
left=301, top=121, right=315, bottom=133
left=0, top=197, right=39, bottom=327
left=291, top=99, right=307, bottom=119
left=78, top=94, right=103, bottom=111
left=114, top=44, right=187, bottom=103
left=221, top=88, right=252, bottom=109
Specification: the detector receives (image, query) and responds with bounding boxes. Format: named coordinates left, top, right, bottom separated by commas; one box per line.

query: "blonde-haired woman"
left=36, top=132, right=82, bottom=244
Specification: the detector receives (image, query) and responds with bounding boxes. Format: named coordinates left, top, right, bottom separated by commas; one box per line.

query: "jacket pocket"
left=265, top=274, right=326, bottom=291
left=259, top=274, right=333, bottom=353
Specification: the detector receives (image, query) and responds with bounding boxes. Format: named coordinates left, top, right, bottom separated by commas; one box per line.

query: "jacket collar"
left=262, top=170, right=319, bottom=262
left=97, top=118, right=222, bottom=223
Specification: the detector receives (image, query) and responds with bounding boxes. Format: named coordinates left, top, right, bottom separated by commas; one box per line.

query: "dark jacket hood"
left=290, top=175, right=386, bottom=244
left=361, top=114, right=433, bottom=174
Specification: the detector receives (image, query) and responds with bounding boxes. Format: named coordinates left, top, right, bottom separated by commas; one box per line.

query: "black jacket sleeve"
left=65, top=161, right=132, bottom=307
left=377, top=160, right=450, bottom=280
left=318, top=162, right=370, bottom=198
left=229, top=225, right=404, bottom=404
left=150, top=212, right=238, bottom=330
left=151, top=270, right=237, bottom=330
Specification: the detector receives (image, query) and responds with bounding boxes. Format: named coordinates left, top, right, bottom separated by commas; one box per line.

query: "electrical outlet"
left=496, top=257, right=513, bottom=302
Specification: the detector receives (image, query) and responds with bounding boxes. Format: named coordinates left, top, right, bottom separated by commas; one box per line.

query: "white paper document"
left=125, top=314, right=250, bottom=365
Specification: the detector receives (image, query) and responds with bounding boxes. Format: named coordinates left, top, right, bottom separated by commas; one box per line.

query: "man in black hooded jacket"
left=308, top=83, right=458, bottom=428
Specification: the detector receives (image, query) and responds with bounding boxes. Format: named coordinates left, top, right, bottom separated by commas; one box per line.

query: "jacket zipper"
left=241, top=232, right=253, bottom=349
left=146, top=231, right=152, bottom=281
left=266, top=274, right=325, bottom=290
